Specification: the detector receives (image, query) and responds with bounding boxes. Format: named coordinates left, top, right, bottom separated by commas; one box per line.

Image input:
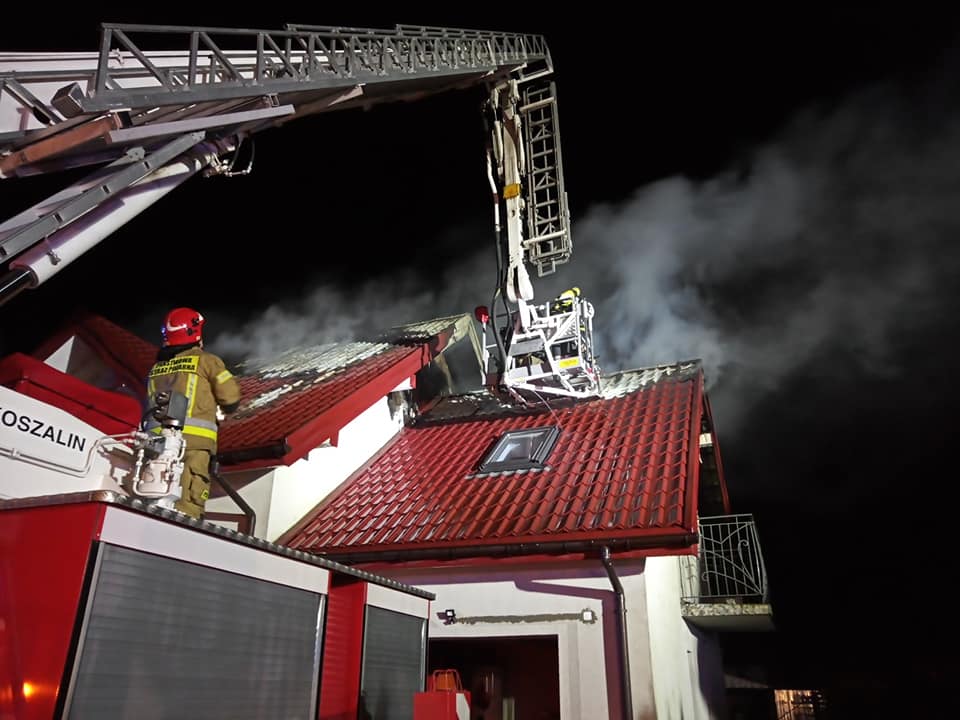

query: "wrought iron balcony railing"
left=681, top=513, right=770, bottom=605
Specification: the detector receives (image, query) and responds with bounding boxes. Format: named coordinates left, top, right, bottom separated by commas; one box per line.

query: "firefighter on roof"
left=146, top=307, right=241, bottom=519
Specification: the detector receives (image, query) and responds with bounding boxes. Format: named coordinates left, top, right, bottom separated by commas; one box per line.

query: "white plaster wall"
left=382, top=560, right=658, bottom=720
left=264, top=394, right=404, bottom=541
left=645, top=555, right=727, bottom=720
left=619, top=558, right=657, bottom=720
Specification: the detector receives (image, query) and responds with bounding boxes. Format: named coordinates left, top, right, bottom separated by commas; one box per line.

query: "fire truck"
left=0, top=20, right=595, bottom=719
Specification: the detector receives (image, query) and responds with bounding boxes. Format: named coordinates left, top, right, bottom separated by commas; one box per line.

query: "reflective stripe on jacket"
left=146, top=347, right=241, bottom=451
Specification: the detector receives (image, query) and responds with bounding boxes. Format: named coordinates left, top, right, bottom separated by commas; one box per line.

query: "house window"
left=478, top=426, right=559, bottom=473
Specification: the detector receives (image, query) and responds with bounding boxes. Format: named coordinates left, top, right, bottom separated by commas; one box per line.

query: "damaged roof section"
left=216, top=313, right=484, bottom=468
left=218, top=342, right=426, bottom=467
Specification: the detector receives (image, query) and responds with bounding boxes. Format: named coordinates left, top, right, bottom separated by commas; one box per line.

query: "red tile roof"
left=281, top=361, right=709, bottom=561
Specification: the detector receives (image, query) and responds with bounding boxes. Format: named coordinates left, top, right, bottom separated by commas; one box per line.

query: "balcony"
left=680, top=514, right=775, bottom=632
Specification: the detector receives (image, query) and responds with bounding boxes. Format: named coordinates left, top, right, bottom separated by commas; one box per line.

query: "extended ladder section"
left=483, top=71, right=600, bottom=401
left=0, top=22, right=550, bottom=306
left=0, top=23, right=549, bottom=151
left=520, top=80, right=571, bottom=276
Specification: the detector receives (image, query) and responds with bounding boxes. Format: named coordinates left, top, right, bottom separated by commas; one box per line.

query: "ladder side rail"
left=288, top=23, right=546, bottom=67
left=519, top=80, right=571, bottom=276
left=292, top=23, right=545, bottom=49
left=287, top=24, right=399, bottom=35
left=524, top=94, right=563, bottom=247
left=395, top=25, right=520, bottom=39
left=527, top=142, right=564, bottom=261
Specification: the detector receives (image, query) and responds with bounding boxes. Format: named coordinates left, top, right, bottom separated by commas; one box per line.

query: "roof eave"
left=214, top=440, right=292, bottom=470
left=306, top=526, right=699, bottom=565
left=702, top=389, right=733, bottom=514
left=682, top=368, right=707, bottom=530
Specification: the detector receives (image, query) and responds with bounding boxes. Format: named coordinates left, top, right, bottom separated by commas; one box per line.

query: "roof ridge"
left=606, top=357, right=703, bottom=376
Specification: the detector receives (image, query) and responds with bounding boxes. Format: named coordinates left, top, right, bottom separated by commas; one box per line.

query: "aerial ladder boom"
left=0, top=22, right=552, bottom=307
left=481, top=70, right=601, bottom=401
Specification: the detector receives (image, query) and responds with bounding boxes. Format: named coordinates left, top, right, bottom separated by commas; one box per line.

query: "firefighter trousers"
left=175, top=448, right=212, bottom=519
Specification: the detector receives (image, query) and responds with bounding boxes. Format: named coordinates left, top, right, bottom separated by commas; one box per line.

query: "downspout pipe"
left=602, top=546, right=633, bottom=720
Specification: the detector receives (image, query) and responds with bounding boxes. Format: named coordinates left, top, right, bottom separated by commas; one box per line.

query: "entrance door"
left=429, top=635, right=560, bottom=720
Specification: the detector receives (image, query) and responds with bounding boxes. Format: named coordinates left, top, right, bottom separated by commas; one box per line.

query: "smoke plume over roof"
left=212, top=63, right=959, bottom=437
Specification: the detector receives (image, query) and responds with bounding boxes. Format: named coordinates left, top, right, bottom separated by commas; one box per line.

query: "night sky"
left=3, top=7, right=960, bottom=715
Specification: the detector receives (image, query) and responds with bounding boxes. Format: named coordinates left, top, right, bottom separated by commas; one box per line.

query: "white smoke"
left=568, top=76, right=960, bottom=430
left=211, top=61, right=960, bottom=431
left=211, top=225, right=497, bottom=361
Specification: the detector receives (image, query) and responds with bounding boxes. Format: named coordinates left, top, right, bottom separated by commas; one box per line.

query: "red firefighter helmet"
left=162, top=307, right=205, bottom=346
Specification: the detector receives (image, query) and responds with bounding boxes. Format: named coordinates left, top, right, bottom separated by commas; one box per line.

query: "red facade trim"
left=681, top=369, right=705, bottom=533
left=317, top=578, right=367, bottom=720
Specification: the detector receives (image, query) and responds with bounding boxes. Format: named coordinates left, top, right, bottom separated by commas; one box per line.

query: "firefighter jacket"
left=146, top=346, right=241, bottom=452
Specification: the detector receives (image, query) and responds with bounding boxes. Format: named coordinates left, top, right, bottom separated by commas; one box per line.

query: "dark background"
left=3, top=8, right=959, bottom=717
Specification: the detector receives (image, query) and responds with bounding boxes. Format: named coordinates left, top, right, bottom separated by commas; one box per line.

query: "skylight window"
left=478, top=426, right=559, bottom=473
